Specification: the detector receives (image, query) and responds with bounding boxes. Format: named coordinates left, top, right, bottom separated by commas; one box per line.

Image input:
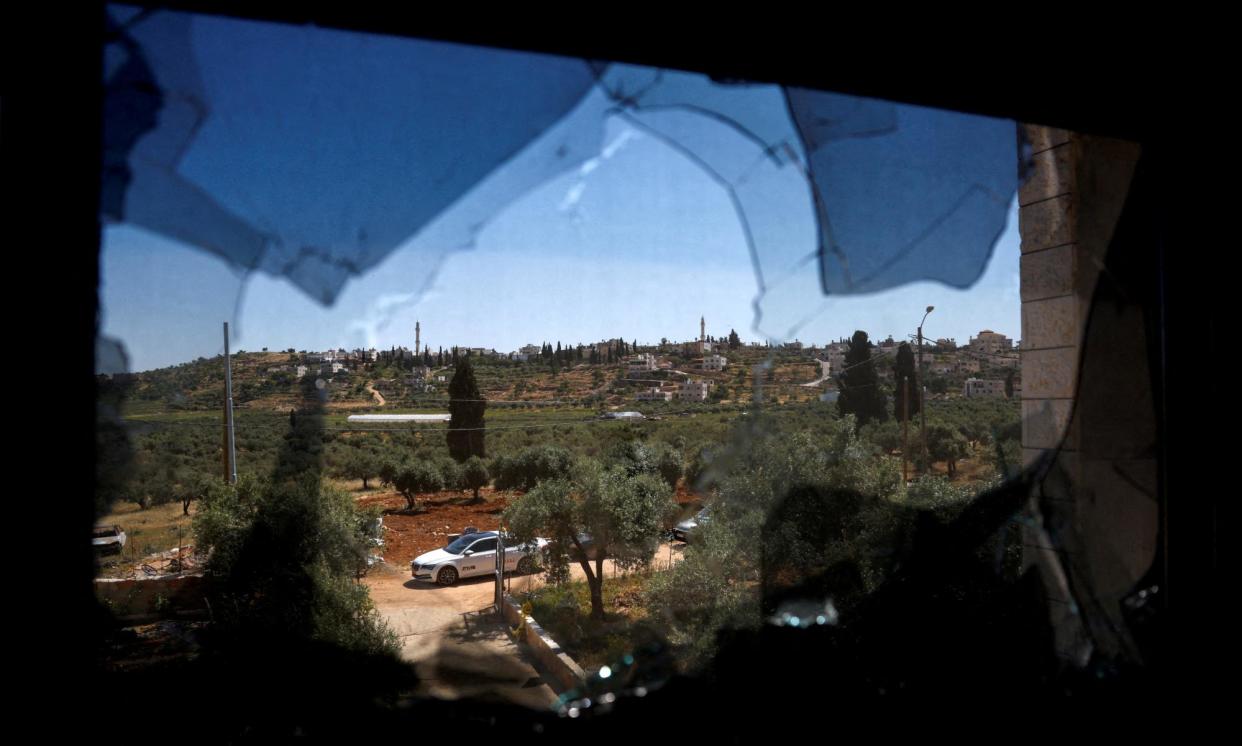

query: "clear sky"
left=101, top=114, right=1020, bottom=373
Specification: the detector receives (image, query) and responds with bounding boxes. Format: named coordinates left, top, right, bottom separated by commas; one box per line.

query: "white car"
left=410, top=531, right=548, bottom=586
left=673, top=507, right=711, bottom=542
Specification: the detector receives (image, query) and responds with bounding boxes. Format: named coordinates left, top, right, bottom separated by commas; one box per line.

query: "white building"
left=627, top=353, right=658, bottom=376
left=699, top=354, right=728, bottom=372
left=963, top=378, right=1007, bottom=398
left=825, top=342, right=849, bottom=372
left=678, top=380, right=712, bottom=402
left=295, top=365, right=309, bottom=378
left=636, top=387, right=674, bottom=402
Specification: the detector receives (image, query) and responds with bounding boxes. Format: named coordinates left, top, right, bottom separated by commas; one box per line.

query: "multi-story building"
left=699, top=354, right=728, bottom=371
left=678, top=380, right=712, bottom=402
left=956, top=358, right=982, bottom=374
left=627, top=353, right=658, bottom=376
left=963, top=378, right=1007, bottom=398
left=635, top=387, right=674, bottom=402
left=968, top=329, right=1013, bottom=355
left=825, top=341, right=849, bottom=373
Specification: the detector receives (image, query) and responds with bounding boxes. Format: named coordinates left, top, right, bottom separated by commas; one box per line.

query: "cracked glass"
left=93, top=2, right=1160, bottom=727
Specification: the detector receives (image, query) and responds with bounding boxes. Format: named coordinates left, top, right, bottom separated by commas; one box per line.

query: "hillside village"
left=113, top=318, right=1021, bottom=414
left=96, top=315, right=1025, bottom=704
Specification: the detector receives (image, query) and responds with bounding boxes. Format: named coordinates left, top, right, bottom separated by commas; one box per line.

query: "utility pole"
left=917, top=306, right=934, bottom=474
left=222, top=322, right=237, bottom=484
left=902, top=377, right=909, bottom=483
left=494, top=525, right=506, bottom=613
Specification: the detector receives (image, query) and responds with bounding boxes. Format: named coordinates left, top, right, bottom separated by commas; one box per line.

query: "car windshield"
left=443, top=535, right=480, bottom=555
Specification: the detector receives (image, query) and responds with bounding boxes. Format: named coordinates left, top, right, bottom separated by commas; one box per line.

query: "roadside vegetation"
left=95, top=334, right=1024, bottom=685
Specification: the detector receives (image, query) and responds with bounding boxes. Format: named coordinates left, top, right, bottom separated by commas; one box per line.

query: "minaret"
left=415, top=321, right=421, bottom=356
left=700, top=316, right=705, bottom=343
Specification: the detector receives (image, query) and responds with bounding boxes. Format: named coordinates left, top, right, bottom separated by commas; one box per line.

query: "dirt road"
left=363, top=540, right=686, bottom=708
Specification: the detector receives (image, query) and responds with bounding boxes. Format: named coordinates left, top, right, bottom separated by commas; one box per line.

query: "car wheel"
left=436, top=566, right=459, bottom=586
left=516, top=556, right=534, bottom=575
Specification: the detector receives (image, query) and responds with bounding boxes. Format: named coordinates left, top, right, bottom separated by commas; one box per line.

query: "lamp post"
left=918, top=306, right=934, bottom=473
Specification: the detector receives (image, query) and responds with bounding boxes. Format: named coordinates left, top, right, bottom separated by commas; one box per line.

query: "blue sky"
left=101, top=111, right=1020, bottom=373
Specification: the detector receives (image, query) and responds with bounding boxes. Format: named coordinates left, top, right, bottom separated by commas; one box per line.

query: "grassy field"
left=95, top=500, right=195, bottom=577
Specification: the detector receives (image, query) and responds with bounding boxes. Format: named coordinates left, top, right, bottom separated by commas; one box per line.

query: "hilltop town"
left=113, top=318, right=1021, bottom=414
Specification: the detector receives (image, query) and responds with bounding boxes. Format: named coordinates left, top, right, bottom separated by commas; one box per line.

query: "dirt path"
left=365, top=382, right=385, bottom=406
left=365, top=564, right=557, bottom=708
left=801, top=359, right=831, bottom=387
left=363, top=539, right=686, bottom=708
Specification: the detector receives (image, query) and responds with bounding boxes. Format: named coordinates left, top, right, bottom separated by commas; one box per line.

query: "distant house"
left=295, top=365, right=309, bottom=378
left=963, top=378, right=1006, bottom=398
left=678, top=380, right=712, bottom=402
left=698, top=354, right=728, bottom=372
left=627, top=353, right=658, bottom=376
left=636, top=387, right=674, bottom=402
left=825, top=342, right=849, bottom=372
left=956, top=358, right=982, bottom=374
left=968, top=330, right=1013, bottom=355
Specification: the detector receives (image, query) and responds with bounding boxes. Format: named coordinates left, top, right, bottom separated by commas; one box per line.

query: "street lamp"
left=917, top=306, right=934, bottom=473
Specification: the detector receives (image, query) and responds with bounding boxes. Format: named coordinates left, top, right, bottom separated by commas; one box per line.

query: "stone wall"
left=95, top=573, right=209, bottom=623
left=1018, top=124, right=1158, bottom=664
left=500, top=593, right=588, bottom=694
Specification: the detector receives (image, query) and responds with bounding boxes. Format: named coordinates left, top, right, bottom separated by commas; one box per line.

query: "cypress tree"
left=837, top=330, right=889, bottom=427
left=893, top=342, right=920, bottom=420
left=447, top=356, right=486, bottom=462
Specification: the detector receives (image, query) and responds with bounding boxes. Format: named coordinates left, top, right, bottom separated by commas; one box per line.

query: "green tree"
left=504, top=463, right=677, bottom=620
left=192, top=474, right=397, bottom=655
left=893, top=342, right=920, bottom=422
left=340, top=450, right=381, bottom=490
left=447, top=356, right=486, bottom=462
left=392, top=462, right=443, bottom=511
left=461, top=456, right=489, bottom=502
left=925, top=423, right=969, bottom=477
left=836, top=330, right=889, bottom=427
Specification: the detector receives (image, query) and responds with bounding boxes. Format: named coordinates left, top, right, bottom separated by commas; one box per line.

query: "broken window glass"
left=94, top=2, right=1160, bottom=727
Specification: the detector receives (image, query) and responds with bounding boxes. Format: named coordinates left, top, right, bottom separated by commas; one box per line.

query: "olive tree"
left=389, top=462, right=443, bottom=512
left=504, top=461, right=677, bottom=621
left=461, top=456, right=489, bottom=502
